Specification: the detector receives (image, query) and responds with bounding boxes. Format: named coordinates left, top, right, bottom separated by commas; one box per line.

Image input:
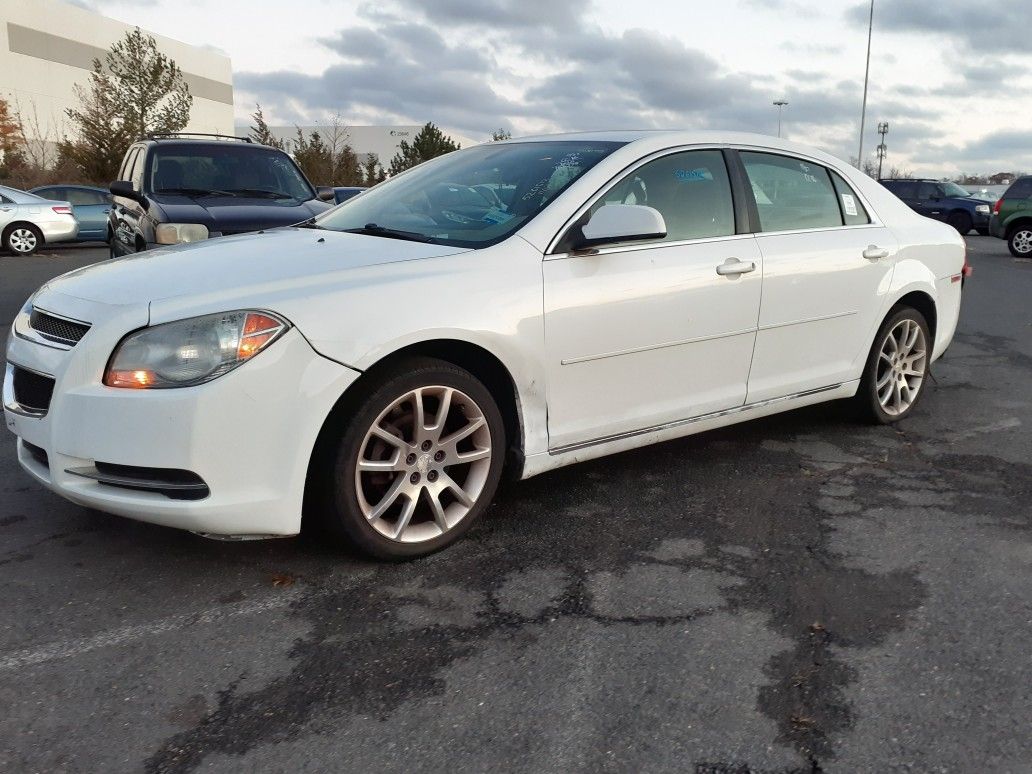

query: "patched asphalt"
left=1, top=237, right=1030, bottom=772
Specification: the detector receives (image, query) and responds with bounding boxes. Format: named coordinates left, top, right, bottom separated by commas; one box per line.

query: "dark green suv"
left=989, top=176, right=1032, bottom=257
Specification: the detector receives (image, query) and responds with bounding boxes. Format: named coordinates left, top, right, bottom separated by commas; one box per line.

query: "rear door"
left=738, top=150, right=897, bottom=403
left=65, top=188, right=111, bottom=239
left=0, top=193, right=20, bottom=231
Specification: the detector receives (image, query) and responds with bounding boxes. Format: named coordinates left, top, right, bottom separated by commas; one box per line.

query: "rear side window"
left=829, top=171, right=871, bottom=226
left=886, top=180, right=917, bottom=199
left=592, top=149, right=736, bottom=243
left=740, top=151, right=841, bottom=232
left=1004, top=177, right=1032, bottom=199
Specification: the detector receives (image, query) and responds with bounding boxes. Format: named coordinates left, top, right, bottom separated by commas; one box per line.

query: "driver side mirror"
left=109, top=180, right=145, bottom=205
left=316, top=186, right=335, bottom=202
left=572, top=204, right=667, bottom=251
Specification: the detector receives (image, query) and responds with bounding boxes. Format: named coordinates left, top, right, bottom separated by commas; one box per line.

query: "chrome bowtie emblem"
left=416, top=453, right=432, bottom=474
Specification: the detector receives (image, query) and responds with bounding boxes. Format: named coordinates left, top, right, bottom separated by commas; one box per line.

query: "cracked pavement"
left=1, top=238, right=1030, bottom=772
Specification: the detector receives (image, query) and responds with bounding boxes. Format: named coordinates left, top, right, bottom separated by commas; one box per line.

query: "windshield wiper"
left=156, top=187, right=235, bottom=197
left=342, top=223, right=437, bottom=243
left=295, top=217, right=324, bottom=229
left=226, top=188, right=295, bottom=200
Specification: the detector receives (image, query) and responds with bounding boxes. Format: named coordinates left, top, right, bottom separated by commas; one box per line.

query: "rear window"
left=1004, top=177, right=1032, bottom=199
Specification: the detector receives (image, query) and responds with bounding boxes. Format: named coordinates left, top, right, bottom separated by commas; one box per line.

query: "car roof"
left=30, top=184, right=107, bottom=192
left=140, top=138, right=281, bottom=152
left=493, top=130, right=862, bottom=168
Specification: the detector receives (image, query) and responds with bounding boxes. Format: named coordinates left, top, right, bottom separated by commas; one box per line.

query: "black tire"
left=315, top=357, right=506, bottom=560
left=4, top=224, right=43, bottom=256
left=976, top=228, right=990, bottom=237
left=855, top=305, right=932, bottom=425
left=1008, top=225, right=1032, bottom=258
left=946, top=211, right=972, bottom=235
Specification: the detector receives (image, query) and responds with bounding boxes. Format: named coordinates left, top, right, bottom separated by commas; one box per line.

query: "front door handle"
left=715, top=257, right=756, bottom=277
left=863, top=245, right=890, bottom=261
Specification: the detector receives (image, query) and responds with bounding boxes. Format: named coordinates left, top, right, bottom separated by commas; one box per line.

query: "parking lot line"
left=0, top=586, right=304, bottom=671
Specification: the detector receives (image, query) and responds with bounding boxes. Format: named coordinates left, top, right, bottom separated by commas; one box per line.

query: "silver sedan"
left=0, top=184, right=78, bottom=256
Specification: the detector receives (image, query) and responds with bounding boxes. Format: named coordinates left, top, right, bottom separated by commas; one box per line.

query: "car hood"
left=151, top=195, right=331, bottom=235
left=39, top=228, right=471, bottom=308
left=953, top=196, right=991, bottom=207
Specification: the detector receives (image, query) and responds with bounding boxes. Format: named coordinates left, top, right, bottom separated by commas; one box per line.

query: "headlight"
left=155, top=223, right=209, bottom=245
left=104, top=310, right=289, bottom=389
left=975, top=204, right=991, bottom=214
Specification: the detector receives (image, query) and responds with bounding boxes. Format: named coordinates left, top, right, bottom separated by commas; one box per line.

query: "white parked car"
left=0, top=184, right=78, bottom=255
left=4, top=132, right=965, bottom=558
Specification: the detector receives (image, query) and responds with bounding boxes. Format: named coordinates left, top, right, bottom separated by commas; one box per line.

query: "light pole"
left=856, top=0, right=875, bottom=169
left=773, top=99, right=789, bottom=138
left=876, top=122, right=889, bottom=179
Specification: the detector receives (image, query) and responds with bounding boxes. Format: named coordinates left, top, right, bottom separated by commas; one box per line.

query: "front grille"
left=29, top=308, right=91, bottom=346
left=12, top=366, right=55, bottom=414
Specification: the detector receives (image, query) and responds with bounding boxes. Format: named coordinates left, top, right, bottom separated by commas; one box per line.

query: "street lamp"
left=876, top=122, right=889, bottom=179
left=773, top=99, right=789, bottom=138
left=856, top=0, right=875, bottom=169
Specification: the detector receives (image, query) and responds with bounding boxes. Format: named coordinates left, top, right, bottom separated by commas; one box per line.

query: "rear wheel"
left=855, top=306, right=931, bottom=424
left=316, top=357, right=506, bottom=559
left=946, top=211, right=972, bottom=235
left=4, top=225, right=42, bottom=256
left=1009, top=226, right=1032, bottom=258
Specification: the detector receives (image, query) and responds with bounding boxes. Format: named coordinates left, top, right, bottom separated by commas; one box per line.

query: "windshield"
left=314, top=141, right=624, bottom=247
left=941, top=182, right=971, bottom=198
left=147, top=145, right=316, bottom=202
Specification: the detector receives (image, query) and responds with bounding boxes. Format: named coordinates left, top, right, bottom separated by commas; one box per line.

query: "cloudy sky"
left=80, top=0, right=1030, bottom=176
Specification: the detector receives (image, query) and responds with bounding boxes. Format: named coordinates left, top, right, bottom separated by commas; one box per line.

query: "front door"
left=738, top=151, right=898, bottom=403
left=543, top=148, right=763, bottom=450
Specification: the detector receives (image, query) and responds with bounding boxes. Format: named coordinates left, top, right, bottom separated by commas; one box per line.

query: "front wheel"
left=1009, top=226, right=1032, bottom=258
left=5, top=225, right=42, bottom=256
left=316, top=357, right=506, bottom=559
left=855, top=306, right=931, bottom=424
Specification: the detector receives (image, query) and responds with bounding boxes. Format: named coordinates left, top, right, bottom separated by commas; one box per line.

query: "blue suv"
left=879, top=179, right=992, bottom=235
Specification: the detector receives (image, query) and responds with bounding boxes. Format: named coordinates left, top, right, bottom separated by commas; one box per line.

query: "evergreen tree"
left=388, top=122, right=460, bottom=176
left=491, top=129, right=512, bottom=141
left=63, top=28, right=192, bottom=182
left=292, top=128, right=333, bottom=185
left=249, top=104, right=283, bottom=148
left=362, top=153, right=385, bottom=186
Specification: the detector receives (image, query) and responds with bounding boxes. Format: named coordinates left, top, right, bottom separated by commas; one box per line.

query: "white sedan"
left=3, top=131, right=965, bottom=558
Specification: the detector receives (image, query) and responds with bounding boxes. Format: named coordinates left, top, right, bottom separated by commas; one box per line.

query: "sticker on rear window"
left=675, top=168, right=712, bottom=181
left=842, top=194, right=858, bottom=217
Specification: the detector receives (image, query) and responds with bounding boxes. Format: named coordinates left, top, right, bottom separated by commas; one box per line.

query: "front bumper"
left=38, top=217, right=79, bottom=244
left=5, top=307, right=360, bottom=536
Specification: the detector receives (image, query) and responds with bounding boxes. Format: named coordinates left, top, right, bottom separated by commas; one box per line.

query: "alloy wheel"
left=1013, top=229, right=1032, bottom=255
left=876, top=318, right=927, bottom=417
left=354, top=385, right=493, bottom=543
left=9, top=228, right=38, bottom=254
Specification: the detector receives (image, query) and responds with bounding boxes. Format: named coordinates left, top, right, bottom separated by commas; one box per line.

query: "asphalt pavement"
left=1, top=237, right=1030, bottom=773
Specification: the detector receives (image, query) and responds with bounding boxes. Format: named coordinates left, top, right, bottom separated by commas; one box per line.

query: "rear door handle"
left=863, top=245, right=890, bottom=261
left=715, top=257, right=756, bottom=277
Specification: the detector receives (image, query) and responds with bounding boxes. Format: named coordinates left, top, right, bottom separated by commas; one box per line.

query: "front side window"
left=314, top=141, right=623, bottom=248
left=916, top=182, right=941, bottom=200
left=65, top=188, right=109, bottom=206
left=740, top=151, right=841, bottom=232
left=119, top=148, right=140, bottom=183
left=147, top=145, right=316, bottom=203
left=590, top=149, right=735, bottom=244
